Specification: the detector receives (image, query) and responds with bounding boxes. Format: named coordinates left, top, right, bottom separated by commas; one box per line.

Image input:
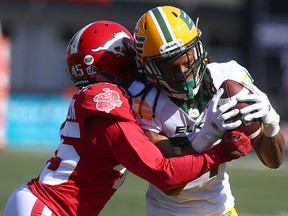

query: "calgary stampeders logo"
left=91, top=31, right=130, bottom=57
left=93, top=88, right=123, bottom=113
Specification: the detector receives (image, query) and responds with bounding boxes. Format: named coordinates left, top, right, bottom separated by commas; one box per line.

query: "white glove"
left=237, top=81, right=280, bottom=137
left=192, top=88, right=242, bottom=152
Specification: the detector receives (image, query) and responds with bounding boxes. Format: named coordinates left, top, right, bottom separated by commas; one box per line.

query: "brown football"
left=219, top=79, right=262, bottom=140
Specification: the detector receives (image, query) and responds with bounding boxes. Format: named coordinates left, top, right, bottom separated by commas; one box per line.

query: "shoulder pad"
left=73, top=83, right=135, bottom=121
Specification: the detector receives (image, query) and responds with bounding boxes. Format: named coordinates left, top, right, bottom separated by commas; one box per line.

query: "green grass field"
left=0, top=149, right=287, bottom=216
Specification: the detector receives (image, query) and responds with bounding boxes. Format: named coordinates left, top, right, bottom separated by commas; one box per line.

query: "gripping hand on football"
left=237, top=81, right=280, bottom=137
left=192, top=88, right=242, bottom=152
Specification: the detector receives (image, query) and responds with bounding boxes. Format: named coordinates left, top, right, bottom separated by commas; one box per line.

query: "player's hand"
left=237, top=81, right=280, bottom=137
left=192, top=88, right=242, bottom=152
left=203, top=88, right=242, bottom=141
left=221, top=130, right=251, bottom=158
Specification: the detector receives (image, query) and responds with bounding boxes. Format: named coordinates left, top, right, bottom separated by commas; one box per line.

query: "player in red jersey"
left=4, top=21, right=251, bottom=216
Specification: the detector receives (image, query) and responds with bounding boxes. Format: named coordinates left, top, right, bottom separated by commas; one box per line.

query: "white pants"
left=4, top=184, right=54, bottom=216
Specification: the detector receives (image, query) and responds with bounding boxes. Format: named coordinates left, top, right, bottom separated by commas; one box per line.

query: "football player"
left=4, top=21, right=252, bottom=216
left=130, top=6, right=285, bottom=216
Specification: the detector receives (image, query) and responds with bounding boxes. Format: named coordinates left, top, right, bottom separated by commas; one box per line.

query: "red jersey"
left=28, top=82, right=231, bottom=215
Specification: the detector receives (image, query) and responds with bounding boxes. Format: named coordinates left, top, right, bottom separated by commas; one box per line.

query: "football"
left=219, top=79, right=262, bottom=140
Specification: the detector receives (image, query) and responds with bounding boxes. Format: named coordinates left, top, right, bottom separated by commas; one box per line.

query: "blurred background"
left=0, top=0, right=288, bottom=150
left=0, top=1, right=288, bottom=216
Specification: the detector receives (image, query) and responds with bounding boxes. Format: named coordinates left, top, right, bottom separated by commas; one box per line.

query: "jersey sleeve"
left=208, top=60, right=254, bottom=89
left=74, top=83, right=135, bottom=122
left=92, top=117, right=232, bottom=191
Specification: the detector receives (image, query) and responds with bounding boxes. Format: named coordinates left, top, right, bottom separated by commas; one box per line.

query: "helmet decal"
left=134, top=35, right=146, bottom=55
left=69, top=23, right=94, bottom=54
left=84, top=55, right=94, bottom=65
left=93, top=88, right=122, bottom=113
left=179, top=10, right=194, bottom=31
left=149, top=7, right=195, bottom=45
left=86, top=66, right=97, bottom=75
left=149, top=7, right=175, bottom=44
left=91, top=31, right=130, bottom=57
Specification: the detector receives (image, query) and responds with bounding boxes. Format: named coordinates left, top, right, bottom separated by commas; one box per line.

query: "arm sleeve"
left=96, top=118, right=231, bottom=190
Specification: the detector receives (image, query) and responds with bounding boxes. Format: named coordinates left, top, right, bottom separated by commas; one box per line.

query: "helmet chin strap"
left=192, top=71, right=202, bottom=96
left=193, top=84, right=200, bottom=96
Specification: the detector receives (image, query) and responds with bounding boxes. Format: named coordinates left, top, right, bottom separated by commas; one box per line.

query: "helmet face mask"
left=66, top=21, right=136, bottom=89
left=134, top=6, right=208, bottom=100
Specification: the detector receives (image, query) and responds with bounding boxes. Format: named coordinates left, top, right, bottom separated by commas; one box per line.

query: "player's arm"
left=251, top=128, right=285, bottom=168
left=237, top=81, right=285, bottom=168
left=143, top=129, right=197, bottom=158
left=95, top=118, right=251, bottom=191
left=143, top=129, right=192, bottom=195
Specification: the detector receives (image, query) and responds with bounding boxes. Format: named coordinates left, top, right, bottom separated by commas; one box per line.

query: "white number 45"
left=71, top=64, right=84, bottom=77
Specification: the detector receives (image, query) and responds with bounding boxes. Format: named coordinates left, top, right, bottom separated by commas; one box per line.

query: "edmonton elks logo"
left=91, top=31, right=130, bottom=57
left=93, top=88, right=122, bottom=113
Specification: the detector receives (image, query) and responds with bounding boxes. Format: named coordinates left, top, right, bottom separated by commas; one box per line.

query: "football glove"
left=192, top=88, right=242, bottom=152
left=221, top=130, right=251, bottom=158
left=237, top=81, right=280, bottom=137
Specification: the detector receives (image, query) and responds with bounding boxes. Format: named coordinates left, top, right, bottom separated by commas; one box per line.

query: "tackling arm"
left=143, top=129, right=252, bottom=195
left=144, top=129, right=179, bottom=158
left=144, top=129, right=193, bottom=196
left=95, top=118, right=250, bottom=191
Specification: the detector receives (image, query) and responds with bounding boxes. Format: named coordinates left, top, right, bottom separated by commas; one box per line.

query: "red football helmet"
left=66, top=21, right=136, bottom=89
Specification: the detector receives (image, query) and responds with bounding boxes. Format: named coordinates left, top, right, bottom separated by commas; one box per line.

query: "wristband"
left=262, top=106, right=280, bottom=137
left=192, top=129, right=220, bottom=152
left=263, top=123, right=280, bottom=137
